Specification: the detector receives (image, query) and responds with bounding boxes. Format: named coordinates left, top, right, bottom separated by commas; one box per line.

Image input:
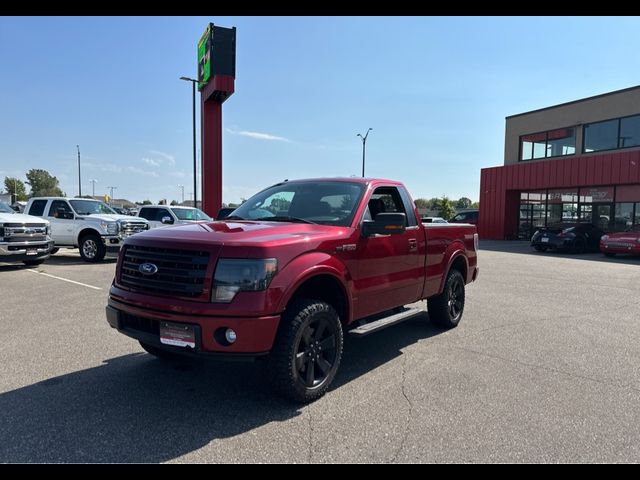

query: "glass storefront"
left=517, top=184, right=640, bottom=238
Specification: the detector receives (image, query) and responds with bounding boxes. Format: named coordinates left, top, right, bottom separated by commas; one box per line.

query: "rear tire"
left=269, top=299, right=343, bottom=403
left=139, top=341, right=182, bottom=360
left=428, top=269, right=466, bottom=329
left=79, top=234, right=106, bottom=262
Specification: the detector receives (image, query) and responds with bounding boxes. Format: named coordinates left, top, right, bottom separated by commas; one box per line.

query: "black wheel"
left=428, top=269, right=466, bottom=329
left=50, top=248, right=59, bottom=255
left=269, top=299, right=343, bottom=403
left=79, top=234, right=106, bottom=262
left=534, top=245, right=548, bottom=252
left=604, top=252, right=616, bottom=257
left=139, top=341, right=182, bottom=360
left=23, top=259, right=45, bottom=266
left=573, top=239, right=586, bottom=254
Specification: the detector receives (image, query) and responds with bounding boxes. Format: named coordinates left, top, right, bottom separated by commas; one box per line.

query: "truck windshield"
left=0, top=202, right=15, bottom=213
left=231, top=181, right=365, bottom=227
left=69, top=200, right=116, bottom=215
left=171, top=208, right=211, bottom=221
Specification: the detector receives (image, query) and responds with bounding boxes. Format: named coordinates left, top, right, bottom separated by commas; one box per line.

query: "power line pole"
left=356, top=128, right=373, bottom=178
left=77, top=145, right=82, bottom=197
left=89, top=179, right=97, bottom=198
left=106, top=186, right=117, bottom=203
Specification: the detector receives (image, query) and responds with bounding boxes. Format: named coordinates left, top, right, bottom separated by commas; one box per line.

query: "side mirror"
left=362, top=212, right=406, bottom=237
left=62, top=211, right=74, bottom=220
left=161, top=216, right=174, bottom=225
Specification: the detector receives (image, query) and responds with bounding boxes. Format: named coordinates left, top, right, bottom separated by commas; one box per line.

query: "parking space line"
left=26, top=269, right=103, bottom=291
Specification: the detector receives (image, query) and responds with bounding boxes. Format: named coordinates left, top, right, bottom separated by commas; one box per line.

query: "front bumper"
left=106, top=296, right=280, bottom=357
left=531, top=238, right=571, bottom=250
left=600, top=242, right=640, bottom=255
left=0, top=239, right=54, bottom=262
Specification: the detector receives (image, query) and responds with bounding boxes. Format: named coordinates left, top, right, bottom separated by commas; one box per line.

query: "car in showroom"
left=599, top=226, right=640, bottom=257
left=531, top=222, right=604, bottom=253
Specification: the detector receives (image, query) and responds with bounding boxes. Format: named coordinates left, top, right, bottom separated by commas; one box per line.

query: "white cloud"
left=126, top=166, right=159, bottom=177
left=226, top=128, right=291, bottom=142
left=149, top=150, right=176, bottom=166
left=142, top=157, right=161, bottom=167
left=169, top=171, right=187, bottom=178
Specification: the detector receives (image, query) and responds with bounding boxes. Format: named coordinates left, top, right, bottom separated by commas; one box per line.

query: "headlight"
left=212, top=258, right=278, bottom=303
left=101, top=221, right=119, bottom=235
left=601, top=235, right=609, bottom=242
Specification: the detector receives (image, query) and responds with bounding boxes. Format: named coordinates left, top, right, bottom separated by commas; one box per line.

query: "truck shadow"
left=0, top=315, right=442, bottom=463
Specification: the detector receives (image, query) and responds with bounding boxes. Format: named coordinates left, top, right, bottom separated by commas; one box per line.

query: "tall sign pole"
left=77, top=145, right=82, bottom=197
left=197, top=23, right=236, bottom=217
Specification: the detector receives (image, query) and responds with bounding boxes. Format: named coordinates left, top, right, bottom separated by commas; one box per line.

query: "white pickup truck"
left=0, top=201, right=54, bottom=266
left=25, top=197, right=149, bottom=262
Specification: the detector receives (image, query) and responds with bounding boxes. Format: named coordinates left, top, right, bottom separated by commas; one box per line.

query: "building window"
left=620, top=115, right=640, bottom=148
left=583, top=114, right=640, bottom=153
left=520, top=128, right=575, bottom=161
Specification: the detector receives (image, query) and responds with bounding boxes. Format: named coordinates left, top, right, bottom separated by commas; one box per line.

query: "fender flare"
left=437, top=241, right=469, bottom=294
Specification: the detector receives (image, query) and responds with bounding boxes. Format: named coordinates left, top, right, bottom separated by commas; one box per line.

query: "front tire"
left=428, top=269, right=466, bottom=329
left=79, top=234, right=106, bottom=262
left=269, top=299, right=343, bottom=403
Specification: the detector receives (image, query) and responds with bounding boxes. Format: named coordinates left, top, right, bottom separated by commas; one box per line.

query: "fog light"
left=225, top=328, right=237, bottom=344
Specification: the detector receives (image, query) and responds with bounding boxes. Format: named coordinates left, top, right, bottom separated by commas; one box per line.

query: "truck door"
left=47, top=200, right=75, bottom=245
left=354, top=186, right=424, bottom=319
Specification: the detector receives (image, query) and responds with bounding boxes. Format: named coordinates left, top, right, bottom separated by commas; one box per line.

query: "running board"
left=349, top=307, right=424, bottom=336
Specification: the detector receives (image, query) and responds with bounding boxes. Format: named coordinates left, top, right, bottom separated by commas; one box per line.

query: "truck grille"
left=120, top=245, right=210, bottom=298
left=2, top=223, right=48, bottom=243
left=607, top=242, right=634, bottom=248
left=119, top=222, right=148, bottom=238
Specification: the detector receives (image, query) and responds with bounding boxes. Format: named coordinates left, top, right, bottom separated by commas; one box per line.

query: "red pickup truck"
left=106, top=178, right=478, bottom=402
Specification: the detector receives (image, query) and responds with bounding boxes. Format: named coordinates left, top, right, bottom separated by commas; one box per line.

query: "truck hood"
left=0, top=213, right=49, bottom=224
left=128, top=220, right=352, bottom=248
left=77, top=214, right=147, bottom=223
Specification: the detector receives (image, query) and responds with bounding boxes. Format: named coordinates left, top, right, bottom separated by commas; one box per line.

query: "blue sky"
left=1, top=16, right=640, bottom=205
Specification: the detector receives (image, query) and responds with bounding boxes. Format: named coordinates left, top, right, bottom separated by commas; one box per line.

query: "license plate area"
left=160, top=321, right=196, bottom=349
left=26, top=248, right=38, bottom=255
left=541, top=237, right=549, bottom=243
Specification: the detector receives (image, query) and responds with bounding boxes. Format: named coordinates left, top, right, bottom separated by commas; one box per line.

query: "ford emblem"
left=139, top=263, right=159, bottom=275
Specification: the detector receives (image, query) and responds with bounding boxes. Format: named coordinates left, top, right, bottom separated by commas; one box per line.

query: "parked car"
left=137, top=205, right=212, bottom=229
left=0, top=201, right=54, bottom=266
left=106, top=177, right=479, bottom=402
left=600, top=226, right=640, bottom=257
left=531, top=223, right=604, bottom=253
left=25, top=197, right=149, bottom=262
left=449, top=209, right=479, bottom=225
left=111, top=206, right=128, bottom=215
left=422, top=216, right=447, bottom=223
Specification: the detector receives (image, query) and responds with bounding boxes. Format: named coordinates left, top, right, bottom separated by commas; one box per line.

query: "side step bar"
left=349, top=307, right=424, bottom=336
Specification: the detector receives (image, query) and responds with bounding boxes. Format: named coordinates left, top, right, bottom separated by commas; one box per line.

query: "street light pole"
left=178, top=184, right=185, bottom=203
left=356, top=128, right=373, bottom=178
left=89, top=179, right=97, bottom=198
left=77, top=145, right=82, bottom=197
left=180, top=77, right=198, bottom=209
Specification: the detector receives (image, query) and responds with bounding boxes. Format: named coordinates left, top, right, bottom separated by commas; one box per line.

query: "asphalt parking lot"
left=0, top=244, right=639, bottom=463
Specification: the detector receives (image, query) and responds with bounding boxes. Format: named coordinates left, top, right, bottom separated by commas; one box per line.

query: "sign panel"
left=197, top=23, right=212, bottom=90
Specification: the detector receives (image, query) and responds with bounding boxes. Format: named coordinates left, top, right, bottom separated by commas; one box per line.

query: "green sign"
left=197, top=24, right=212, bottom=90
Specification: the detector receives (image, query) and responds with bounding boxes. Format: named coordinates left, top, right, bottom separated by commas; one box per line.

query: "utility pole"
left=106, top=186, right=117, bottom=203
left=77, top=145, right=82, bottom=197
left=89, top=179, right=97, bottom=198
left=357, top=128, right=373, bottom=178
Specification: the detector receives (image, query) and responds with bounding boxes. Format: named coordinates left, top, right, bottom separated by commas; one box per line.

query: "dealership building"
left=479, top=85, right=640, bottom=240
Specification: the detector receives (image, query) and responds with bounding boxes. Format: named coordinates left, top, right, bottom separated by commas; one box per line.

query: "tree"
left=471, top=201, right=480, bottom=209
left=141, top=199, right=152, bottom=205
left=435, top=195, right=456, bottom=220
left=170, top=200, right=179, bottom=206
left=3, top=177, right=27, bottom=201
left=158, top=199, right=167, bottom=205
left=414, top=198, right=430, bottom=209
left=25, top=169, right=63, bottom=197
left=456, top=197, right=473, bottom=209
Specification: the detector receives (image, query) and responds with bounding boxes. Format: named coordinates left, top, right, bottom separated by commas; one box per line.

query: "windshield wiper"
left=255, top=216, right=317, bottom=225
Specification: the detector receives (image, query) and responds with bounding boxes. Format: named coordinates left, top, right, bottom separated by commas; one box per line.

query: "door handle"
left=408, top=239, right=418, bottom=252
